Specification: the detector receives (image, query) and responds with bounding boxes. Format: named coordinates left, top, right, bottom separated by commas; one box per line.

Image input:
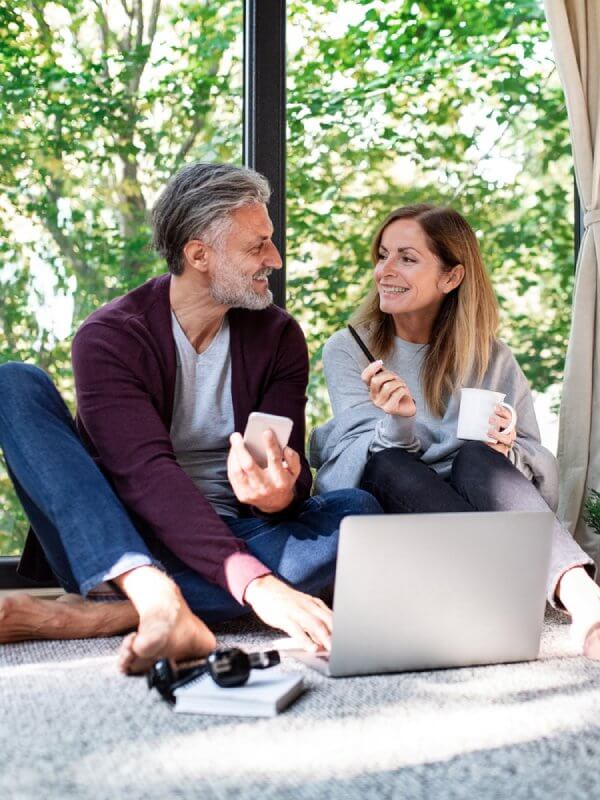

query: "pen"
left=347, top=325, right=413, bottom=408
left=347, top=324, right=378, bottom=363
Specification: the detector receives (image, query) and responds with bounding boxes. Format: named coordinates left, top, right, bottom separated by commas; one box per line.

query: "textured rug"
left=2, top=609, right=600, bottom=800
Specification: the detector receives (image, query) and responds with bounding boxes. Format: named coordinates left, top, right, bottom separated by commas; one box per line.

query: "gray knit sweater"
left=310, top=327, right=559, bottom=510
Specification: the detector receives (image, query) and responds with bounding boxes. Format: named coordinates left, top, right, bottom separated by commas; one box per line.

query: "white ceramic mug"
left=457, top=388, right=517, bottom=443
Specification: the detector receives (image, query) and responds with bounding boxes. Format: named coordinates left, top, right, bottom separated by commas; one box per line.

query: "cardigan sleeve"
left=72, top=321, right=270, bottom=605
left=249, top=315, right=313, bottom=506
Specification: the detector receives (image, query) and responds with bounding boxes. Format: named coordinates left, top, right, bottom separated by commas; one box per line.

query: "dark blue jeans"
left=0, top=362, right=381, bottom=621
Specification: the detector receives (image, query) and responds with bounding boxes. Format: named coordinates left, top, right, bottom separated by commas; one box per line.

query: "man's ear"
left=440, top=264, right=465, bottom=294
left=182, top=239, right=210, bottom=274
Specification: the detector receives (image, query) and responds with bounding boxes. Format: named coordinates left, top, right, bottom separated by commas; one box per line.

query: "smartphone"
left=243, top=412, right=294, bottom=468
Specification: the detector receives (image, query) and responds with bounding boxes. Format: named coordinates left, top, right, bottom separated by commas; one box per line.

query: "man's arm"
left=72, top=321, right=270, bottom=605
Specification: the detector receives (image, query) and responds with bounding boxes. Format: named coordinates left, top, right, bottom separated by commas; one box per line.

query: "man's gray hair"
left=152, top=162, right=271, bottom=275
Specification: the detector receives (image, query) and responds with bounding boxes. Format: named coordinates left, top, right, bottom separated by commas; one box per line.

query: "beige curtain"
left=544, top=0, right=600, bottom=567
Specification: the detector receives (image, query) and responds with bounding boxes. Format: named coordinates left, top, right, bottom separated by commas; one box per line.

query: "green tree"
left=0, top=0, right=242, bottom=553
left=285, top=0, right=573, bottom=426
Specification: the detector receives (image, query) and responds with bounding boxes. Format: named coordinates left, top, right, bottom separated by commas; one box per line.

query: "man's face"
left=208, top=204, right=282, bottom=310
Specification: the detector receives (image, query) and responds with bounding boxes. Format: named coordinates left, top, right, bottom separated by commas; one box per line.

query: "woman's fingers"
left=361, top=360, right=384, bottom=384
left=383, top=386, right=415, bottom=415
left=376, top=377, right=404, bottom=404
left=490, top=429, right=515, bottom=446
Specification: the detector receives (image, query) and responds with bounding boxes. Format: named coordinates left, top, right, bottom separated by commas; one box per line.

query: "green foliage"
left=0, top=0, right=574, bottom=555
left=285, top=0, right=573, bottom=427
left=583, top=489, right=600, bottom=536
left=0, top=0, right=242, bottom=554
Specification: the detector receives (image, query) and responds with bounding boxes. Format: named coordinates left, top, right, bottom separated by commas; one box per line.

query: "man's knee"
left=0, top=363, right=61, bottom=437
left=0, top=362, right=54, bottom=401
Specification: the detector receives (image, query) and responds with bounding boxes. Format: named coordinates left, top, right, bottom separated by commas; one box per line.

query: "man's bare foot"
left=112, top=566, right=216, bottom=674
left=0, top=594, right=138, bottom=643
left=117, top=599, right=216, bottom=675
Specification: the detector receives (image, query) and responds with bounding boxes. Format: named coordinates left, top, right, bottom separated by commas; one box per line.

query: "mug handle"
left=498, top=402, right=517, bottom=435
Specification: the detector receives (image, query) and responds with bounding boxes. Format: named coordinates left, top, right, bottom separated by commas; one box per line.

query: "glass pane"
left=0, top=1, right=243, bottom=556
left=287, top=0, right=572, bottom=452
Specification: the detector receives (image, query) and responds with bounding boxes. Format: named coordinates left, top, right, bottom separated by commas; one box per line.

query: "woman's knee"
left=360, top=448, right=419, bottom=492
left=452, top=441, right=500, bottom=481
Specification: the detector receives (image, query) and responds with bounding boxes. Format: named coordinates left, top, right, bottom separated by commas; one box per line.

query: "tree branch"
left=174, top=117, right=205, bottom=167
left=41, top=197, right=91, bottom=279
left=90, top=0, right=114, bottom=75
left=146, top=0, right=161, bottom=44
left=29, top=1, right=54, bottom=49
left=135, top=0, right=144, bottom=50
left=118, top=0, right=134, bottom=53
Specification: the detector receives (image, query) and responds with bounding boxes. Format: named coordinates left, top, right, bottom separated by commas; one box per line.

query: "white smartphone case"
left=243, top=412, right=294, bottom=468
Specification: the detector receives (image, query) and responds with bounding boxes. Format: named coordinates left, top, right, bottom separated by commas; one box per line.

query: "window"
left=0, top=0, right=243, bottom=563
left=285, top=1, right=573, bottom=444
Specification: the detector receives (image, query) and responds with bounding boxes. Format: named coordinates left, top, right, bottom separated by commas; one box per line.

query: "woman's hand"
left=361, top=360, right=416, bottom=417
left=486, top=403, right=517, bottom=457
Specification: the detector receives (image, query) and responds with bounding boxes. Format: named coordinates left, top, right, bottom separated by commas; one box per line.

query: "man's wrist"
left=253, top=485, right=296, bottom=514
left=243, top=573, right=276, bottom=605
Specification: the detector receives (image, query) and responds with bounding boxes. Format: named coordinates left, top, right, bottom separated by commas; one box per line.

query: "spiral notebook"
left=173, top=666, right=305, bottom=717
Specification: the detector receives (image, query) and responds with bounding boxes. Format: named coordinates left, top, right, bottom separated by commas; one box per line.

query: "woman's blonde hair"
left=351, top=204, right=499, bottom=416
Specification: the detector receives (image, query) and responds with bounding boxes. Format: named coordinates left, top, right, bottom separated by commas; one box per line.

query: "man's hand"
left=243, top=574, right=332, bottom=652
left=227, top=430, right=301, bottom=514
left=361, top=361, right=416, bottom=417
left=486, top=403, right=517, bottom=457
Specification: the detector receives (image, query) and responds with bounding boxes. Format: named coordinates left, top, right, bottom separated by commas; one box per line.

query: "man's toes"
left=118, top=632, right=138, bottom=673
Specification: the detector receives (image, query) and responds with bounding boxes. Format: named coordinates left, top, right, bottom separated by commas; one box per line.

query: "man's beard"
left=209, top=254, right=273, bottom=310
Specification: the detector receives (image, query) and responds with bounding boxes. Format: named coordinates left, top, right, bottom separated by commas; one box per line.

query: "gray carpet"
left=3, top=609, right=600, bottom=800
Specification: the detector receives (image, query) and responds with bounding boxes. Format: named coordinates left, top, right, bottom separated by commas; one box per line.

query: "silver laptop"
left=297, top=511, right=552, bottom=677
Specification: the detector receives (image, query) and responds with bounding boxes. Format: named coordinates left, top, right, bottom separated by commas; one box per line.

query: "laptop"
left=291, top=511, right=552, bottom=677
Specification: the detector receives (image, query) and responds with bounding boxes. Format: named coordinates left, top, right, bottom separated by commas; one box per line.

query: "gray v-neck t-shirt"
left=170, top=313, right=240, bottom=518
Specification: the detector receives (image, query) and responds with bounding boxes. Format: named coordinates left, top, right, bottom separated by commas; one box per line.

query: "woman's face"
left=374, top=218, right=456, bottom=318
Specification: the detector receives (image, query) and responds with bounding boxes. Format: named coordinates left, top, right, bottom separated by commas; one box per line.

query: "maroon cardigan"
left=21, top=274, right=313, bottom=604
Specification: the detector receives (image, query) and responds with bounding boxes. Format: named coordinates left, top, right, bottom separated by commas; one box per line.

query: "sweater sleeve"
left=494, top=344, right=559, bottom=511
left=72, top=321, right=270, bottom=605
left=323, top=331, right=420, bottom=455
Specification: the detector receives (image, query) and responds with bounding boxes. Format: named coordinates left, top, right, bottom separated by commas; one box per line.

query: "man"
left=0, top=162, right=379, bottom=673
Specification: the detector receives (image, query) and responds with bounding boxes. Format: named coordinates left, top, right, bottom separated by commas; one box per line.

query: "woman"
left=310, top=203, right=600, bottom=656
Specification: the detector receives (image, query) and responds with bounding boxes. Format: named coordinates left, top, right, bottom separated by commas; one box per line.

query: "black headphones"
left=147, top=647, right=281, bottom=703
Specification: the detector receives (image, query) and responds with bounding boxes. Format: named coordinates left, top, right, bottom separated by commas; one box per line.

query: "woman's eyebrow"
left=380, top=244, right=421, bottom=255
left=397, top=246, right=421, bottom=255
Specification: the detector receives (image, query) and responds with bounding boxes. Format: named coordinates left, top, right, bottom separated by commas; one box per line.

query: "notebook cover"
left=173, top=666, right=305, bottom=717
